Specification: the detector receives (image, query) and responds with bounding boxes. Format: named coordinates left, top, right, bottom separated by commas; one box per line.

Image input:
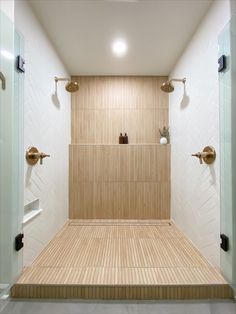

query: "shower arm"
left=54, top=76, right=70, bottom=83
left=169, top=78, right=186, bottom=84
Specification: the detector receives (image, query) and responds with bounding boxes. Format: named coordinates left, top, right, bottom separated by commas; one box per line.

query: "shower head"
left=161, top=81, right=174, bottom=93
left=160, top=78, right=186, bottom=93
left=65, top=81, right=79, bottom=93
left=54, top=76, right=79, bottom=93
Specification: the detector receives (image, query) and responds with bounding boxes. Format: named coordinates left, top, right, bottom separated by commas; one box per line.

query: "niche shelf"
left=23, top=199, right=43, bottom=224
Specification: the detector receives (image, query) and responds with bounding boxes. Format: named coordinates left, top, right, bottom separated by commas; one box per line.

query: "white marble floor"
left=1, top=299, right=236, bottom=314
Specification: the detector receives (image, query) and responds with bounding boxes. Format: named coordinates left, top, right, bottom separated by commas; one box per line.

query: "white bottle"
left=160, top=137, right=168, bottom=145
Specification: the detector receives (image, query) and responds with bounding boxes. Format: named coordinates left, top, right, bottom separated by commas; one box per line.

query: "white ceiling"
left=29, top=0, right=213, bottom=75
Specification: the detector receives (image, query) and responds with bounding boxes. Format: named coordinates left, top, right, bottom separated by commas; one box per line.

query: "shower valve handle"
left=191, top=146, right=216, bottom=165
left=26, top=147, right=50, bottom=166
left=39, top=152, right=50, bottom=165
left=191, top=152, right=203, bottom=164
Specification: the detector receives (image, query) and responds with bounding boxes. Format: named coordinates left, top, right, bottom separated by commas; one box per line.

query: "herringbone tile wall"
left=16, top=0, right=71, bottom=266
left=169, top=0, right=231, bottom=267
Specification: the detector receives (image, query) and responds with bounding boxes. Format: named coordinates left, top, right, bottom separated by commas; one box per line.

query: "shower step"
left=11, top=283, right=233, bottom=300
left=11, top=220, right=234, bottom=300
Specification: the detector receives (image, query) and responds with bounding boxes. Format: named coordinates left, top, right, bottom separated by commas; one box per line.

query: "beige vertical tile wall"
left=70, top=76, right=170, bottom=219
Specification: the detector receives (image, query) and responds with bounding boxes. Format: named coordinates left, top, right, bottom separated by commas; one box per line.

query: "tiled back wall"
left=71, top=76, right=168, bottom=144
left=70, top=76, right=170, bottom=219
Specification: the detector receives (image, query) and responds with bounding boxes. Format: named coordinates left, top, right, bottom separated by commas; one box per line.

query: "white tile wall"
left=0, top=0, right=14, bottom=21
left=15, top=0, right=71, bottom=266
left=169, top=0, right=231, bottom=267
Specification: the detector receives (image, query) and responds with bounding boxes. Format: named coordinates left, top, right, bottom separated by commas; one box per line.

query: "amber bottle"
left=123, top=133, right=128, bottom=144
left=119, top=133, right=124, bottom=144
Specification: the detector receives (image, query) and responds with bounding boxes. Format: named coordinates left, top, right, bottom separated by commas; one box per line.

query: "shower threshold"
left=11, top=220, right=233, bottom=299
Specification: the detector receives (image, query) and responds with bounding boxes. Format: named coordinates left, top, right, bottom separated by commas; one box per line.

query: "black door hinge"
left=15, top=233, right=24, bottom=251
left=16, top=55, right=25, bottom=73
left=220, top=233, right=229, bottom=252
left=218, top=55, right=226, bottom=72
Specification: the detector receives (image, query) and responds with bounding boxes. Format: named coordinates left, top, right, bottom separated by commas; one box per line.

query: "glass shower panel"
left=219, top=14, right=236, bottom=292
left=0, top=10, right=24, bottom=296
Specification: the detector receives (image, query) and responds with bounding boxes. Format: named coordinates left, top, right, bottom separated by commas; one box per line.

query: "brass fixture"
left=26, top=147, right=50, bottom=165
left=160, top=78, right=186, bottom=93
left=192, top=146, right=216, bottom=165
left=54, top=76, right=79, bottom=93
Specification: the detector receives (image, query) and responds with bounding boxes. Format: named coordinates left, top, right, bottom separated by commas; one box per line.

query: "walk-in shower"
left=2, top=0, right=236, bottom=303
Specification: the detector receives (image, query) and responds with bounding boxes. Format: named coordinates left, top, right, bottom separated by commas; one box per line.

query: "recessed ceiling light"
left=112, top=39, right=127, bottom=57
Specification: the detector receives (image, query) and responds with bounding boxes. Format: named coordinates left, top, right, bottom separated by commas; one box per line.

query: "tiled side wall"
left=0, top=0, right=14, bottom=20
left=15, top=0, right=70, bottom=266
left=169, top=0, right=231, bottom=267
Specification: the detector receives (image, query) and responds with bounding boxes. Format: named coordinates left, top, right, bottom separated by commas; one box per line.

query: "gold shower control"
left=192, top=146, right=216, bottom=165
left=26, top=146, right=50, bottom=165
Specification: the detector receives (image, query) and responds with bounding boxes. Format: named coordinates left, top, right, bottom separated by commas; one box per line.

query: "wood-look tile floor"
left=12, top=220, right=233, bottom=299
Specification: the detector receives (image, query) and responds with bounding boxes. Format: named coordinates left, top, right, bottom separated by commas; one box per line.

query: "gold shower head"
left=65, top=81, right=79, bottom=93
left=160, top=78, right=186, bottom=93
left=55, top=76, right=79, bottom=93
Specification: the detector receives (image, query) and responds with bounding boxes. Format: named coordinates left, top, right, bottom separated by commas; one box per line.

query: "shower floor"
left=11, top=220, right=233, bottom=299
